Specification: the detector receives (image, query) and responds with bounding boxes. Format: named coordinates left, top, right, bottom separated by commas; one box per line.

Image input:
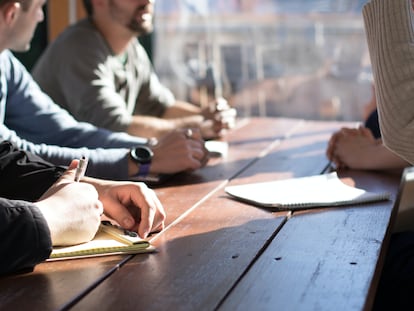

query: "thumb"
left=59, top=159, right=80, bottom=183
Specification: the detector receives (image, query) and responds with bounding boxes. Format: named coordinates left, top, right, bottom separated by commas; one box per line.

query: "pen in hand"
left=74, top=156, right=88, bottom=182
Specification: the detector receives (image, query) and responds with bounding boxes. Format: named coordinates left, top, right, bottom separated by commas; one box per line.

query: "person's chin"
left=129, top=21, right=152, bottom=35
left=11, top=43, right=31, bottom=53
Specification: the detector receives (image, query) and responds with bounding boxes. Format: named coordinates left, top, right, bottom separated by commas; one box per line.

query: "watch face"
left=131, top=146, right=153, bottom=164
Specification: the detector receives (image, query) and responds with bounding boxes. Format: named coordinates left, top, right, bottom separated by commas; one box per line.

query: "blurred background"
left=153, top=0, right=372, bottom=121
left=16, top=0, right=372, bottom=122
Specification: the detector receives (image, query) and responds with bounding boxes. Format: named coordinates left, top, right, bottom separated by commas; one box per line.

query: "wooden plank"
left=0, top=256, right=131, bottom=310
left=0, top=118, right=303, bottom=310
left=71, top=197, right=288, bottom=311
left=69, top=120, right=343, bottom=310
left=152, top=117, right=305, bottom=225
left=225, top=119, right=355, bottom=187
left=219, top=171, right=401, bottom=311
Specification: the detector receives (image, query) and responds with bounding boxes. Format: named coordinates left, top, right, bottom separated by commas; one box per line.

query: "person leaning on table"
left=363, top=0, right=414, bottom=310
left=0, top=0, right=209, bottom=182
left=326, top=109, right=410, bottom=171
left=326, top=82, right=409, bottom=171
left=0, top=140, right=166, bottom=276
left=32, top=0, right=237, bottom=140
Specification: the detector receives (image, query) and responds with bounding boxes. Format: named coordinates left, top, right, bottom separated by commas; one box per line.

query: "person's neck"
left=91, top=16, right=136, bottom=55
left=0, top=35, right=8, bottom=52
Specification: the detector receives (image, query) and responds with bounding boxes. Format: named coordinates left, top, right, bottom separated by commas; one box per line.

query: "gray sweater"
left=363, top=0, right=414, bottom=164
left=32, top=18, right=175, bottom=133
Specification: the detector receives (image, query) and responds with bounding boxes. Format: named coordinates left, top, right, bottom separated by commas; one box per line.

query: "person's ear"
left=1, top=2, right=21, bottom=26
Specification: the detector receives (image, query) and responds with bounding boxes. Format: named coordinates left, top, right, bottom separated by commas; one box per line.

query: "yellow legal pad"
left=48, top=221, right=155, bottom=261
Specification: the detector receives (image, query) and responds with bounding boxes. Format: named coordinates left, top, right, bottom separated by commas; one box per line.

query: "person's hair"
left=0, top=0, right=32, bottom=11
left=82, top=0, right=93, bottom=16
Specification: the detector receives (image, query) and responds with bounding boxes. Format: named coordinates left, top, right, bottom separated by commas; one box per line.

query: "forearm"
left=363, top=0, right=414, bottom=164
left=367, top=144, right=410, bottom=170
left=0, top=133, right=132, bottom=180
left=127, top=114, right=204, bottom=138
left=162, top=101, right=202, bottom=118
left=127, top=115, right=176, bottom=138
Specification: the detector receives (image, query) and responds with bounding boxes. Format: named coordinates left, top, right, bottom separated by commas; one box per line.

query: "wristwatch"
left=130, top=146, right=154, bottom=177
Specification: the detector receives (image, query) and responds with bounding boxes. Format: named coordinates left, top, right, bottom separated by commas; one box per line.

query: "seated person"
left=0, top=0, right=209, bottom=181
left=32, top=0, right=236, bottom=140
left=326, top=91, right=409, bottom=171
left=0, top=140, right=165, bottom=276
left=360, top=1, right=414, bottom=310
left=364, top=0, right=414, bottom=165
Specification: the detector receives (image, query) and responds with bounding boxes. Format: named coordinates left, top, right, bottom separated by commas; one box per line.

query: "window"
left=153, top=0, right=371, bottom=121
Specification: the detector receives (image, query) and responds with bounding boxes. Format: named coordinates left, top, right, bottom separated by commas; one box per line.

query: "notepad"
left=225, top=172, right=390, bottom=210
left=48, top=221, right=155, bottom=261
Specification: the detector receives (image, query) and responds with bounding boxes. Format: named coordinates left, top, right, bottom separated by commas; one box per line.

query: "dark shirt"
left=0, top=141, right=65, bottom=275
left=364, top=109, right=381, bottom=139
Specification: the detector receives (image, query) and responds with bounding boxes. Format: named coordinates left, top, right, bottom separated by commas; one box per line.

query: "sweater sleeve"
left=0, top=50, right=148, bottom=180
left=0, top=198, right=52, bottom=276
left=32, top=20, right=175, bottom=133
left=363, top=0, right=414, bottom=164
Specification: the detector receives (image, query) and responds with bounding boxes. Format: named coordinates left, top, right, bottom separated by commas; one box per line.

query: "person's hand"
left=84, top=178, right=166, bottom=239
left=35, top=160, right=103, bottom=246
left=326, top=128, right=345, bottom=165
left=149, top=128, right=210, bottom=174
left=327, top=126, right=379, bottom=169
left=201, top=97, right=237, bottom=139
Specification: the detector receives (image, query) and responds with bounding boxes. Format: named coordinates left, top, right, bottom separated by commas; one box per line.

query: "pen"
left=74, top=156, right=88, bottom=182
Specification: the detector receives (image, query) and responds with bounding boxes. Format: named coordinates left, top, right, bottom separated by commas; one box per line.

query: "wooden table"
left=0, top=117, right=402, bottom=311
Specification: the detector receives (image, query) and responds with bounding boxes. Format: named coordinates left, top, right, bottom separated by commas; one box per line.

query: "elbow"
left=381, top=127, right=414, bottom=165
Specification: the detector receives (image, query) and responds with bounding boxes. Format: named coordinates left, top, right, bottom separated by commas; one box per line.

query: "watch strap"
left=137, top=162, right=151, bottom=177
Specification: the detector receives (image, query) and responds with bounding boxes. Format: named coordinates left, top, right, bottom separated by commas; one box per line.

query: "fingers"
left=326, top=130, right=348, bottom=168
left=182, top=128, right=210, bottom=167
left=326, top=131, right=341, bottom=160
left=181, top=127, right=201, bottom=140
left=214, top=107, right=237, bottom=128
left=184, top=128, right=193, bottom=139
left=340, top=127, right=359, bottom=136
left=204, top=98, right=237, bottom=136
left=135, top=187, right=166, bottom=238
left=152, top=130, right=209, bottom=174
left=327, top=126, right=371, bottom=170
left=358, top=126, right=375, bottom=139
left=100, top=182, right=166, bottom=239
